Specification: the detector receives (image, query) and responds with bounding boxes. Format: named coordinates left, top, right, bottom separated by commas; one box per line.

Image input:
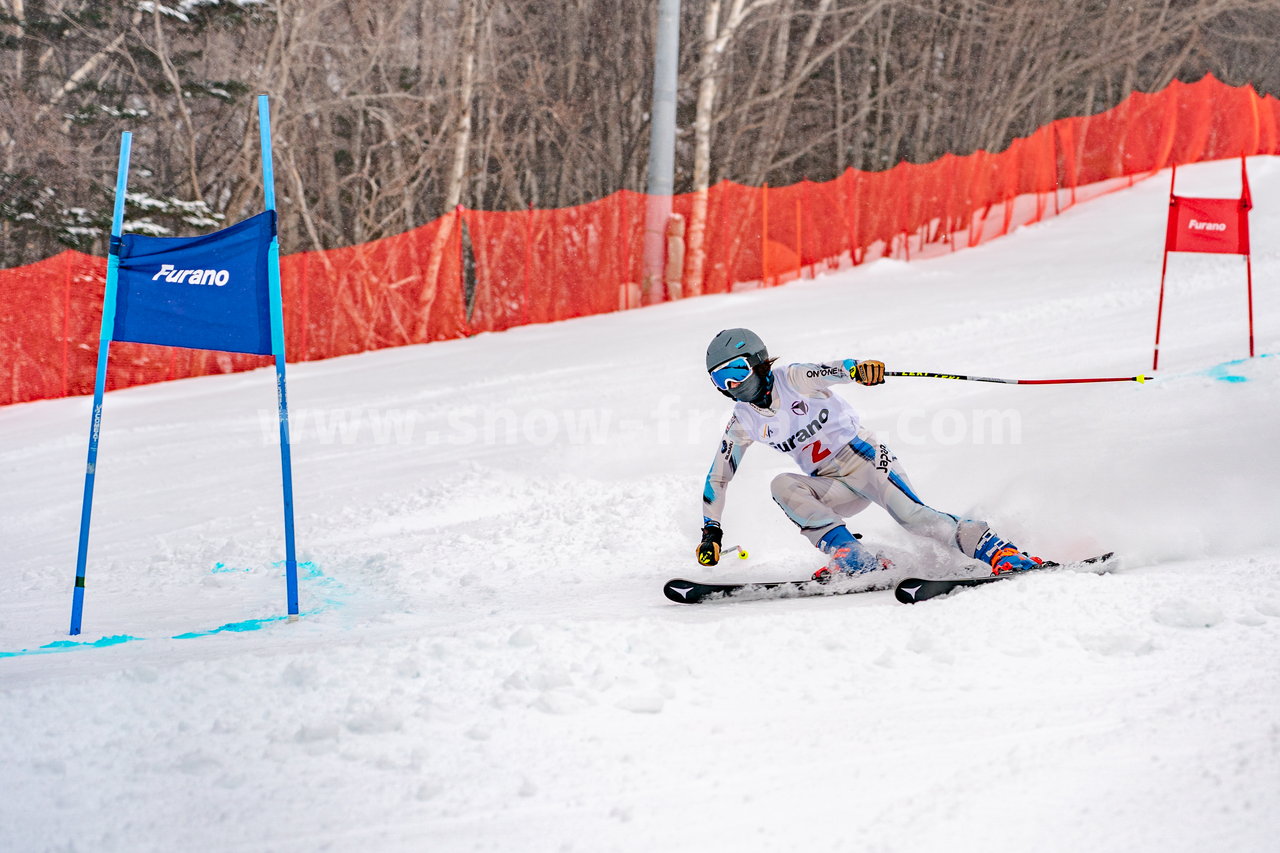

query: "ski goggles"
left=709, top=356, right=753, bottom=391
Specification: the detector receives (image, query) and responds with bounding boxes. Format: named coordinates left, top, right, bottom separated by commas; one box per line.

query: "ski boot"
left=811, top=525, right=893, bottom=582
left=972, top=528, right=1043, bottom=575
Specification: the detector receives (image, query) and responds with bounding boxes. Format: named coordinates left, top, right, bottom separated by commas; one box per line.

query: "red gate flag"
left=1152, top=156, right=1255, bottom=370
left=1164, top=162, right=1252, bottom=254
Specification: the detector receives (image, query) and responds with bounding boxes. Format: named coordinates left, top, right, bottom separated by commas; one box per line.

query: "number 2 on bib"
left=805, top=440, right=831, bottom=466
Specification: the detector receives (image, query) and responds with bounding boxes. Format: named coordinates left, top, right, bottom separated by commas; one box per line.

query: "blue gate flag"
left=112, top=211, right=276, bottom=355
left=72, top=99, right=298, bottom=637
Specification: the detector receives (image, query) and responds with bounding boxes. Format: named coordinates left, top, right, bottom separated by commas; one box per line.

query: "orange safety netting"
left=3, top=74, right=1279, bottom=406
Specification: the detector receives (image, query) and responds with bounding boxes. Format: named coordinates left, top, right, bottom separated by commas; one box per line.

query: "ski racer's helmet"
left=706, top=328, right=772, bottom=404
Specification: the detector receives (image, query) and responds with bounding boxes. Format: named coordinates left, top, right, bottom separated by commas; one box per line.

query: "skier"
left=696, top=328, right=1042, bottom=580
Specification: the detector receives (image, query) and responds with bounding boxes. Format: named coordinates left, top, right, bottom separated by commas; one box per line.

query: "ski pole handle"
left=886, top=371, right=1149, bottom=386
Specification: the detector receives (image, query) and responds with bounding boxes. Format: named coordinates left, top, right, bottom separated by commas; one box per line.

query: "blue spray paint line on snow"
left=207, top=560, right=348, bottom=607
left=0, top=634, right=144, bottom=658
left=173, top=561, right=350, bottom=639
left=296, top=559, right=348, bottom=601
left=0, top=561, right=347, bottom=659
left=1204, top=357, right=1250, bottom=383
left=172, top=613, right=302, bottom=639
left=1186, top=352, right=1273, bottom=383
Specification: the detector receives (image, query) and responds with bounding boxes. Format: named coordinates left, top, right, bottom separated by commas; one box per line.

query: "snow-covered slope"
left=2, top=158, right=1278, bottom=853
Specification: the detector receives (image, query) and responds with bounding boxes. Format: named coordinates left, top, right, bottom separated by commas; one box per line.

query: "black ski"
left=894, top=552, right=1116, bottom=604
left=663, top=575, right=888, bottom=604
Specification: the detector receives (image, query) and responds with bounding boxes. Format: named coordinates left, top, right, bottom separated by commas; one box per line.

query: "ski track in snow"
left=2, top=158, right=1280, bottom=852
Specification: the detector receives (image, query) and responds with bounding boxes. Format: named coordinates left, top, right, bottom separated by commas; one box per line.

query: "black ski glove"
left=696, top=525, right=723, bottom=566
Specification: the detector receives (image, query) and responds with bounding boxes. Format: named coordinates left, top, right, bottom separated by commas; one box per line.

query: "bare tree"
left=418, top=0, right=484, bottom=339
left=685, top=0, right=779, bottom=296
left=2, top=0, right=1280, bottom=271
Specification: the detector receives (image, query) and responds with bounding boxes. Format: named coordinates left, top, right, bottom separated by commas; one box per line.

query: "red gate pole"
left=1246, top=252, right=1255, bottom=358
left=1153, top=247, right=1170, bottom=372
left=1241, top=155, right=1255, bottom=358
left=1152, top=164, right=1177, bottom=371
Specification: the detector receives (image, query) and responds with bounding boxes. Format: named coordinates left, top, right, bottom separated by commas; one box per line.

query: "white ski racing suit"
left=702, top=360, right=991, bottom=557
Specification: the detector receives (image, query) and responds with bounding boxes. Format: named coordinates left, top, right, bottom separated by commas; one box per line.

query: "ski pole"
left=706, top=544, right=749, bottom=561
left=698, top=543, right=748, bottom=566
left=701, top=540, right=747, bottom=560
left=886, top=371, right=1149, bottom=386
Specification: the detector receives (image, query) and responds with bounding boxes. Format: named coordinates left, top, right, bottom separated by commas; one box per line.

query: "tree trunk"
left=687, top=0, right=777, bottom=296
left=417, top=0, right=481, bottom=339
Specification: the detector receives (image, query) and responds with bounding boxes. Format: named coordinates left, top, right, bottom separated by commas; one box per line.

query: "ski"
left=666, top=552, right=1116, bottom=605
left=663, top=575, right=888, bottom=604
left=894, top=552, right=1117, bottom=604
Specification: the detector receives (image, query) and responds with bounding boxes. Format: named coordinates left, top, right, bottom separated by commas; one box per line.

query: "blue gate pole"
left=258, top=95, right=300, bottom=620
left=71, top=132, right=132, bottom=635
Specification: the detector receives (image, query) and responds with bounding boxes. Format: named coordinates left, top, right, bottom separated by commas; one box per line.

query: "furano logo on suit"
left=150, top=264, right=231, bottom=286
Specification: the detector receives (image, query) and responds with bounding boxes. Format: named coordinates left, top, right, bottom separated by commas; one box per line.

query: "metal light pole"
left=643, top=0, right=681, bottom=302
